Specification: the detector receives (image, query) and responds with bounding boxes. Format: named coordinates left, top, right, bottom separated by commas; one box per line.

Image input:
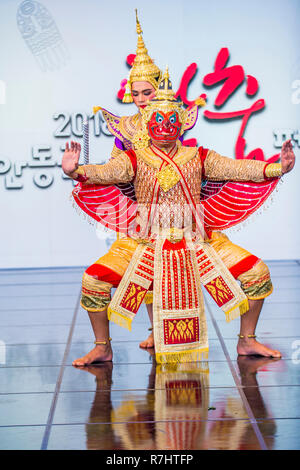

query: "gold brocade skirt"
left=80, top=232, right=273, bottom=312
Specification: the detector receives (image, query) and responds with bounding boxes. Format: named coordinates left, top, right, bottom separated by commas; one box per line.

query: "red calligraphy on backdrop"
left=117, top=48, right=280, bottom=163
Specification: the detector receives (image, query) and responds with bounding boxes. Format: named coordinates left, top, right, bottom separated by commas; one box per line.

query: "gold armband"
left=73, top=166, right=88, bottom=182
left=75, top=166, right=85, bottom=176
left=264, top=163, right=282, bottom=179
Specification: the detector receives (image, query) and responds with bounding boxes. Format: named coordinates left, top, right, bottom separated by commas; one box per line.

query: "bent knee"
left=238, top=260, right=273, bottom=300
left=80, top=269, right=113, bottom=312
left=85, top=263, right=121, bottom=286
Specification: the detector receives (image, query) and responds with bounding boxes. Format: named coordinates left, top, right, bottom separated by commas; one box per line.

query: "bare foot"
left=237, top=337, right=281, bottom=358
left=72, top=344, right=113, bottom=367
left=139, top=331, right=154, bottom=349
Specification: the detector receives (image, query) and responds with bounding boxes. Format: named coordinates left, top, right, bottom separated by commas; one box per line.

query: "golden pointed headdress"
left=122, top=9, right=162, bottom=103
left=140, top=66, right=186, bottom=126
left=152, top=65, right=180, bottom=103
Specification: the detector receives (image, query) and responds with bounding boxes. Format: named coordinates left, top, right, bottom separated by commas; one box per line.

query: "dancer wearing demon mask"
left=62, top=68, right=295, bottom=366
left=90, top=10, right=204, bottom=350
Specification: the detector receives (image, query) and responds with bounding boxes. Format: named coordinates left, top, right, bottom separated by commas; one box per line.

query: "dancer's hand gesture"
left=62, top=141, right=81, bottom=176
left=281, top=139, right=295, bottom=174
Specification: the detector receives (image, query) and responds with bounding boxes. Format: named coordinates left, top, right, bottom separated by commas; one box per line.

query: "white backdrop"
left=0, top=0, right=299, bottom=268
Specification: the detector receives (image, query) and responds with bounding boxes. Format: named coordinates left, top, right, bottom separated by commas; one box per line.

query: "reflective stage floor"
left=0, top=260, right=299, bottom=450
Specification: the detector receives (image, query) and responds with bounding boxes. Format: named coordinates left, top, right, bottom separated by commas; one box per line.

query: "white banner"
left=0, top=0, right=299, bottom=267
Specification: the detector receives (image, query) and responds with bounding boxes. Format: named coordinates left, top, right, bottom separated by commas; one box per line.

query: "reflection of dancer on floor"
left=79, top=357, right=276, bottom=450
left=81, top=359, right=210, bottom=450
left=237, top=355, right=279, bottom=419
left=62, top=65, right=295, bottom=366
left=206, top=356, right=278, bottom=450
left=79, top=356, right=157, bottom=450
left=78, top=363, right=118, bottom=450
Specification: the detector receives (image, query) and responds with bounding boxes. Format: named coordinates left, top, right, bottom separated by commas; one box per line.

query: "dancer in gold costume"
left=93, top=10, right=204, bottom=350
left=62, top=68, right=295, bottom=366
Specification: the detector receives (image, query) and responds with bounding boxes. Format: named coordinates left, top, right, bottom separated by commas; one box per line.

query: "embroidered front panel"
left=120, top=281, right=148, bottom=314
left=204, top=275, right=235, bottom=307
left=135, top=249, right=155, bottom=281
left=163, top=317, right=200, bottom=345
left=152, top=236, right=208, bottom=363
left=108, top=243, right=155, bottom=330
left=196, top=248, right=215, bottom=278
left=162, top=246, right=199, bottom=311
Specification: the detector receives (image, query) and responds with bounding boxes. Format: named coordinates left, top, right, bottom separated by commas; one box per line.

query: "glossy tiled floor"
left=0, top=261, right=299, bottom=450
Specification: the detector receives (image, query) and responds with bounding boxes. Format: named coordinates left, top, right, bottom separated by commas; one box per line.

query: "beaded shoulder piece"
left=93, top=107, right=140, bottom=150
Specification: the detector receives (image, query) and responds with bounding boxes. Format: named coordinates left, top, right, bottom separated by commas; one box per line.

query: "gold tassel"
left=107, top=306, right=132, bottom=331
left=225, top=298, right=249, bottom=323
left=156, top=362, right=209, bottom=374
left=155, top=348, right=209, bottom=364
left=143, top=291, right=153, bottom=304
left=122, top=80, right=133, bottom=103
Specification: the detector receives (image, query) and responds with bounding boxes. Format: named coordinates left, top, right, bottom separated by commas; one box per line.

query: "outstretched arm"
left=62, top=140, right=135, bottom=185
left=203, top=140, right=295, bottom=182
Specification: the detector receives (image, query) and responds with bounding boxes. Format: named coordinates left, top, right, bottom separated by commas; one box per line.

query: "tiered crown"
left=140, top=66, right=186, bottom=126
left=122, top=10, right=162, bottom=103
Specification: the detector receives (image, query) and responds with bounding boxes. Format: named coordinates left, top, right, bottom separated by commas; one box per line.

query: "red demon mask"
left=147, top=110, right=182, bottom=144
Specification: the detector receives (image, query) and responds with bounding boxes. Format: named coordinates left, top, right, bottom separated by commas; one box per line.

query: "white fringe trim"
left=70, top=193, right=116, bottom=238
left=225, top=177, right=284, bottom=235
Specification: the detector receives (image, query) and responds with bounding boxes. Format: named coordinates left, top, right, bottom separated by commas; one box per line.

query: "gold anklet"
left=94, top=337, right=112, bottom=345
left=238, top=334, right=256, bottom=339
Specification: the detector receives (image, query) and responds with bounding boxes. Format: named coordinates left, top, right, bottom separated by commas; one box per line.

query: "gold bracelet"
left=94, top=337, right=112, bottom=345
left=265, top=163, right=282, bottom=178
left=238, top=334, right=256, bottom=339
left=75, top=166, right=85, bottom=176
